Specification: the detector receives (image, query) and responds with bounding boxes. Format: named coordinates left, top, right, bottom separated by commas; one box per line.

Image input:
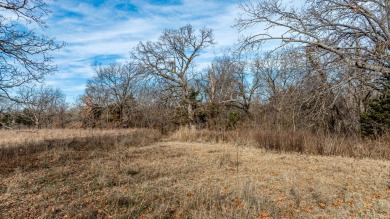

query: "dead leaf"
left=318, top=202, right=326, bottom=208
left=257, top=210, right=271, bottom=218
left=332, top=198, right=344, bottom=207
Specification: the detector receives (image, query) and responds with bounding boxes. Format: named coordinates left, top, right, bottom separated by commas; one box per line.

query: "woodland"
left=1, top=1, right=390, bottom=218
left=1, top=0, right=390, bottom=147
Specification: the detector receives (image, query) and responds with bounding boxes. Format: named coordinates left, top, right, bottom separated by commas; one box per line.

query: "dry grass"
left=171, top=128, right=390, bottom=159
left=170, top=127, right=254, bottom=145
left=0, top=129, right=162, bottom=165
left=0, top=129, right=156, bottom=148
left=0, top=128, right=389, bottom=218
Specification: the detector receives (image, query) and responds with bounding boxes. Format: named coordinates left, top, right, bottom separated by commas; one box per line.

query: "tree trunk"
left=187, top=101, right=195, bottom=130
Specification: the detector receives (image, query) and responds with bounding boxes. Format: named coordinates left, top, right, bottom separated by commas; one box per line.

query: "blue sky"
left=42, top=0, right=258, bottom=103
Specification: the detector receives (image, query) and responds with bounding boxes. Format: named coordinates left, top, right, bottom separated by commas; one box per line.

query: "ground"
left=0, top=130, right=389, bottom=218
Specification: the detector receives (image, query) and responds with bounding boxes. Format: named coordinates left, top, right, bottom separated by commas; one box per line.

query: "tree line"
left=0, top=0, right=389, bottom=137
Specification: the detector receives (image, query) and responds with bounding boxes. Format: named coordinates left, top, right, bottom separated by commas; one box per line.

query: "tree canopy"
left=0, top=0, right=63, bottom=102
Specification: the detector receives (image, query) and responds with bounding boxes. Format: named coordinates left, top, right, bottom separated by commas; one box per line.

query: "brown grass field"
left=0, top=129, right=154, bottom=148
left=0, top=129, right=389, bottom=218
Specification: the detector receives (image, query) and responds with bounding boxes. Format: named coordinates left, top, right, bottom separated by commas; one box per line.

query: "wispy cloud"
left=44, top=0, right=252, bottom=103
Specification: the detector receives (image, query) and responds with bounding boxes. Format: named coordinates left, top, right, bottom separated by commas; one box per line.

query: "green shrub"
left=360, top=91, right=390, bottom=137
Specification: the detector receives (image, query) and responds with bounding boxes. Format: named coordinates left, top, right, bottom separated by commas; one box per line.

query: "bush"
left=360, top=91, right=390, bottom=137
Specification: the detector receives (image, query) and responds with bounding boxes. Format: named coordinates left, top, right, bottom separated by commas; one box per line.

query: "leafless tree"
left=250, top=49, right=307, bottom=131
left=0, top=97, right=16, bottom=128
left=0, top=0, right=63, bottom=102
left=17, top=85, right=66, bottom=129
left=81, top=63, right=142, bottom=127
left=133, top=24, right=215, bottom=127
left=236, top=0, right=390, bottom=88
left=236, top=0, right=390, bottom=133
left=135, top=84, right=178, bottom=132
left=203, top=55, right=242, bottom=104
left=202, top=53, right=261, bottom=116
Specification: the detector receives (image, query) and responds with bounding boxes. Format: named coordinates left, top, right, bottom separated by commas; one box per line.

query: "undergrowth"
left=171, top=127, right=390, bottom=159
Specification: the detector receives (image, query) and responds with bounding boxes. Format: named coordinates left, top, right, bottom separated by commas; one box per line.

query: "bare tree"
left=0, top=0, right=63, bottom=102
left=250, top=49, right=306, bottom=131
left=81, top=63, right=142, bottom=128
left=202, top=53, right=261, bottom=116
left=236, top=0, right=390, bottom=134
left=203, top=55, right=242, bottom=104
left=135, top=84, right=178, bottom=132
left=133, top=24, right=215, bottom=128
left=236, top=0, right=390, bottom=87
left=0, top=97, right=16, bottom=128
left=17, top=85, right=66, bottom=129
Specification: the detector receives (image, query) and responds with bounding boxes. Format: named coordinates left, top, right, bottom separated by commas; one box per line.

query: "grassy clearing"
left=0, top=129, right=389, bottom=218
left=0, top=129, right=156, bottom=148
left=171, top=128, right=390, bottom=159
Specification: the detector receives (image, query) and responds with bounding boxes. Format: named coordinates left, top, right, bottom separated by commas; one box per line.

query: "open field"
left=0, top=129, right=155, bottom=148
left=0, top=129, right=389, bottom=218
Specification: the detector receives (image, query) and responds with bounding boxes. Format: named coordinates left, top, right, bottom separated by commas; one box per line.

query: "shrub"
left=360, top=91, right=390, bottom=138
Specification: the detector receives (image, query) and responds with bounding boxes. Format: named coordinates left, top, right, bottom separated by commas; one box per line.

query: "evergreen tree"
left=360, top=75, right=390, bottom=137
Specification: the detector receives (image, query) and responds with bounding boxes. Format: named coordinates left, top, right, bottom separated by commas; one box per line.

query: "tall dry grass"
left=170, top=127, right=390, bottom=159
left=0, top=129, right=160, bottom=147
left=0, top=128, right=161, bottom=162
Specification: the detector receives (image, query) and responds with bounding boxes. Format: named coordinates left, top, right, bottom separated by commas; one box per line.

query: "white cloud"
left=45, top=0, right=270, bottom=103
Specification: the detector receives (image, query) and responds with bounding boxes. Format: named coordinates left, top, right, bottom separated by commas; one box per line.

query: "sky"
left=42, top=0, right=259, bottom=103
